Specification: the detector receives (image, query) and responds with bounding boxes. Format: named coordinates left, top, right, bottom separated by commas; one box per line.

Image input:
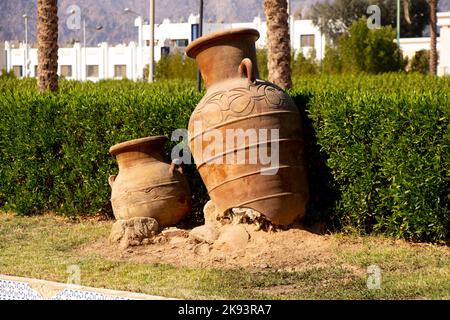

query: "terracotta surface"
left=109, top=136, right=191, bottom=226
left=186, top=28, right=309, bottom=226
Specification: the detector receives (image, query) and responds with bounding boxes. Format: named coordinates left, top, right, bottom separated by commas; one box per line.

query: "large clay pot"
left=109, top=136, right=191, bottom=226
left=186, top=28, right=308, bottom=226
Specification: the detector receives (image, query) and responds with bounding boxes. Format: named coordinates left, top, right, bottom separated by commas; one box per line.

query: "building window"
left=172, top=39, right=189, bottom=47
left=161, top=46, right=170, bottom=57
left=34, top=65, right=38, bottom=77
left=114, top=65, right=127, bottom=78
left=12, top=65, right=23, bottom=77
left=300, top=34, right=315, bottom=48
left=86, top=65, right=99, bottom=78
left=191, top=24, right=199, bottom=41
left=60, top=65, right=72, bottom=77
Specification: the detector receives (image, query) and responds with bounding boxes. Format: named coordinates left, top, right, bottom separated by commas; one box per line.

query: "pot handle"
left=108, top=175, right=117, bottom=187
left=169, top=159, right=184, bottom=175
left=238, top=58, right=256, bottom=84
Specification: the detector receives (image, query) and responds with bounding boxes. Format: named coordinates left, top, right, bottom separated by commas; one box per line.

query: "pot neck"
left=194, top=36, right=260, bottom=88
left=113, top=142, right=166, bottom=171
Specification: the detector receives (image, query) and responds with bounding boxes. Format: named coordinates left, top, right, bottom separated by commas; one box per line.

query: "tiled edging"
left=0, top=274, right=173, bottom=300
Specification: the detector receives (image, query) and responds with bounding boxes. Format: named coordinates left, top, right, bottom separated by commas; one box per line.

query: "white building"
left=2, top=12, right=450, bottom=80
left=437, top=11, right=450, bottom=76
left=399, top=11, right=450, bottom=76
left=399, top=38, right=441, bottom=61
left=4, top=41, right=142, bottom=81
left=144, top=14, right=325, bottom=60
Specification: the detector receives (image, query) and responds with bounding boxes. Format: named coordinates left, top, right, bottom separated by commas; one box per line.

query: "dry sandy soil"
left=79, top=223, right=338, bottom=271
left=78, top=203, right=448, bottom=274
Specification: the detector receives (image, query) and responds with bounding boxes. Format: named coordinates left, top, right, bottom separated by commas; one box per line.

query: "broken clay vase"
left=109, top=136, right=191, bottom=226
left=186, top=28, right=309, bottom=226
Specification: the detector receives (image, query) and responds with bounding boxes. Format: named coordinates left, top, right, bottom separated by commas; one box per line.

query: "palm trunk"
left=429, top=0, right=438, bottom=75
left=37, top=0, right=59, bottom=92
left=264, top=0, right=292, bottom=90
left=403, top=0, right=411, bottom=24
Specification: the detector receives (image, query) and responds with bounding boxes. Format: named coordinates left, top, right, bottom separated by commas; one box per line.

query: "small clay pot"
left=109, top=136, right=191, bottom=226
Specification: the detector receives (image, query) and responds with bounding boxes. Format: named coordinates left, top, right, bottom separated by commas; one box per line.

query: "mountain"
left=0, top=0, right=313, bottom=45
left=1, top=0, right=449, bottom=45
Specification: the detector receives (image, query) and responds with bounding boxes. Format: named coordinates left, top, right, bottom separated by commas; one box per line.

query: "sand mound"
left=80, top=222, right=335, bottom=271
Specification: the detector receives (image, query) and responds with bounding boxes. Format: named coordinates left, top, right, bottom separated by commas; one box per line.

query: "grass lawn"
left=0, top=212, right=448, bottom=299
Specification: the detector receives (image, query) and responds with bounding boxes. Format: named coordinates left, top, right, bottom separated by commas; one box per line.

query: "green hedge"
left=0, top=74, right=449, bottom=242
left=291, top=74, right=450, bottom=242
left=0, top=78, right=206, bottom=222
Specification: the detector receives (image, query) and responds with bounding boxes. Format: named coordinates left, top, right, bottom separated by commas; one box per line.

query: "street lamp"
left=287, top=0, right=293, bottom=51
left=124, top=7, right=144, bottom=80
left=22, top=14, right=29, bottom=77
left=149, top=0, right=155, bottom=83
left=196, top=0, right=203, bottom=92
left=82, top=20, right=103, bottom=80
left=396, top=0, right=401, bottom=48
left=124, top=8, right=143, bottom=49
left=69, top=9, right=102, bottom=80
left=83, top=20, right=103, bottom=47
left=126, top=2, right=154, bottom=83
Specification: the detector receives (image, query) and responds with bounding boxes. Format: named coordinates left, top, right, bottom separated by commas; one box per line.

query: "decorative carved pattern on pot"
left=192, top=81, right=294, bottom=128
left=186, top=28, right=309, bottom=226
left=109, top=136, right=191, bottom=226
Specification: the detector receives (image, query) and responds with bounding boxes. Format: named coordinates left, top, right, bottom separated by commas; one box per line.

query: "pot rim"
left=109, top=136, right=167, bottom=155
left=186, top=28, right=260, bottom=59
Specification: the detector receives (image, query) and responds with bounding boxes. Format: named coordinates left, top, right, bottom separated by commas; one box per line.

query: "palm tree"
left=263, top=0, right=292, bottom=90
left=429, top=0, right=438, bottom=75
left=403, top=0, right=411, bottom=24
left=402, top=0, right=438, bottom=74
left=37, top=0, right=59, bottom=92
